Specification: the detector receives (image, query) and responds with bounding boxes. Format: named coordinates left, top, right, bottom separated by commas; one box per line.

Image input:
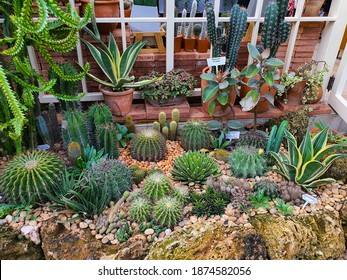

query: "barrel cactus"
left=237, top=130, right=268, bottom=150
left=254, top=179, right=279, bottom=199
left=96, top=123, right=119, bottom=159
left=131, top=128, right=167, bottom=162
left=228, top=146, right=267, bottom=178
left=143, top=172, right=171, bottom=200
left=129, top=197, right=152, bottom=223
left=153, top=196, right=183, bottom=228
left=173, top=187, right=189, bottom=205
left=181, top=120, right=211, bottom=151
left=0, top=150, right=65, bottom=204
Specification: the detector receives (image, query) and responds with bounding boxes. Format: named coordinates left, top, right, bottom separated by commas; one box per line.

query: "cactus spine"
left=68, top=141, right=82, bottom=166
left=186, top=0, right=197, bottom=38
left=96, top=123, right=119, bottom=159
left=261, top=0, right=291, bottom=58
left=199, top=9, right=207, bottom=40
left=62, top=110, right=89, bottom=148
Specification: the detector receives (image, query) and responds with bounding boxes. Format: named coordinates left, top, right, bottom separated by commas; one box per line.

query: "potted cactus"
left=196, top=9, right=209, bottom=53
left=183, top=0, right=198, bottom=52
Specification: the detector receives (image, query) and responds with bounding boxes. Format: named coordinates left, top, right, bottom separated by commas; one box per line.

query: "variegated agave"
left=269, top=127, right=347, bottom=189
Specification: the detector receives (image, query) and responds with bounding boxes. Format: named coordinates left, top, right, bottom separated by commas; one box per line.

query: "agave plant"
left=269, top=127, right=347, bottom=188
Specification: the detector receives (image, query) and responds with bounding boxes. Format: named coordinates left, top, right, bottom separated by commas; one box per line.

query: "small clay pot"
left=99, top=85, right=134, bottom=116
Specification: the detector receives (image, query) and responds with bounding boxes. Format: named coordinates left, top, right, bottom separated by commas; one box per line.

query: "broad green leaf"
left=299, top=130, right=313, bottom=164
left=240, top=89, right=260, bottom=111
left=284, top=129, right=301, bottom=167
left=263, top=92, right=275, bottom=105
left=311, top=126, right=329, bottom=155
left=202, top=85, right=218, bottom=102
left=247, top=78, right=261, bottom=88
left=261, top=48, right=270, bottom=59
left=200, top=73, right=216, bottom=81
left=263, top=71, right=274, bottom=86
left=302, top=178, right=336, bottom=188
left=247, top=43, right=260, bottom=61
left=265, top=58, right=284, bottom=67
left=225, top=77, right=237, bottom=86
left=297, top=160, right=325, bottom=184
left=217, top=91, right=229, bottom=105
left=207, top=99, right=216, bottom=116
left=245, top=64, right=260, bottom=78
left=273, top=83, right=285, bottom=91
left=219, top=80, right=229, bottom=90
left=230, top=69, right=240, bottom=78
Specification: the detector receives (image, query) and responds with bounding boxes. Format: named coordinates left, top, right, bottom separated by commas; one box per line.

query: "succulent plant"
left=129, top=197, right=152, bottom=223
left=130, top=128, right=167, bottom=162
left=181, top=120, right=211, bottom=151
left=193, top=24, right=202, bottom=37
left=279, top=181, right=305, bottom=206
left=209, top=149, right=230, bottom=162
left=125, top=115, right=136, bottom=134
left=0, top=150, right=65, bottom=204
left=162, top=126, right=169, bottom=140
left=68, top=141, right=82, bottom=166
left=323, top=147, right=347, bottom=181
left=254, top=179, right=279, bottom=199
left=199, top=9, right=208, bottom=40
left=143, top=172, right=171, bottom=201
left=131, top=166, right=148, bottom=185
left=153, top=196, right=183, bottom=228
left=237, top=130, right=268, bottom=150
left=96, top=123, right=119, bottom=159
left=153, top=121, right=160, bottom=132
left=186, top=0, right=197, bottom=39
left=228, top=146, right=267, bottom=178
left=62, top=110, right=89, bottom=148
left=172, top=187, right=189, bottom=205
left=84, top=159, right=132, bottom=201
left=159, top=111, right=166, bottom=130
left=172, top=108, right=180, bottom=123
left=171, top=151, right=221, bottom=184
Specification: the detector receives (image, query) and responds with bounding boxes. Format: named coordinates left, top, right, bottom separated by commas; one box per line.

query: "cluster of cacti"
left=125, top=115, right=136, bottom=134
left=171, top=151, right=221, bottom=184
left=143, top=172, right=171, bottom=200
left=96, top=123, right=119, bottom=159
left=237, top=130, right=269, bottom=150
left=153, top=109, right=180, bottom=141
left=199, top=9, right=207, bottom=40
left=261, top=0, right=291, bottom=58
left=153, top=196, right=183, bottom=227
left=228, top=146, right=268, bottom=178
left=84, top=159, right=133, bottom=201
left=206, top=2, right=224, bottom=59
left=279, top=181, right=304, bottom=206
left=266, top=120, right=288, bottom=154
left=68, top=141, right=82, bottom=166
left=129, top=197, right=152, bottom=223
left=173, top=187, right=189, bottom=205
left=179, top=8, right=188, bottom=36
left=180, top=119, right=211, bottom=151
left=186, top=0, right=198, bottom=38
left=62, top=110, right=89, bottom=148
left=131, top=128, right=167, bottom=162
left=129, top=165, right=148, bottom=184
left=0, top=150, right=65, bottom=204
left=254, top=179, right=280, bottom=199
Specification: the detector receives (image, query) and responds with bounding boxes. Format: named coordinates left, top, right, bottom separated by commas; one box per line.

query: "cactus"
left=228, top=146, right=267, bottom=178
left=48, top=103, right=60, bottom=143
left=153, top=196, right=183, bottom=228
left=209, top=149, right=229, bottom=162
left=173, top=187, right=189, bottom=205
left=68, top=141, right=82, bottom=166
left=125, top=115, right=136, bottom=134
left=153, top=121, right=161, bottom=132
left=206, top=3, right=222, bottom=59
left=199, top=9, right=207, bottom=40
left=193, top=24, right=202, bottom=37
left=143, top=172, right=171, bottom=201
left=266, top=120, right=288, bottom=154
left=159, top=111, right=166, bottom=130
left=172, top=108, right=180, bottom=123
left=129, top=197, right=152, bottom=223
left=186, top=0, right=198, bottom=38
left=237, top=130, right=269, bottom=150
left=62, top=110, right=89, bottom=148
left=261, top=0, right=291, bottom=58
left=181, top=120, right=211, bottom=151
left=254, top=179, right=280, bottom=199
left=180, top=8, right=187, bottom=37
left=96, top=123, right=119, bottom=159
left=169, top=121, right=178, bottom=141
left=162, top=126, right=169, bottom=140
left=132, top=168, right=148, bottom=184
left=36, top=115, right=51, bottom=145
left=0, top=150, right=65, bottom=204
left=130, top=128, right=167, bottom=162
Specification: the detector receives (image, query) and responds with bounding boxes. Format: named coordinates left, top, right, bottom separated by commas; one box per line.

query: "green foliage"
left=274, top=198, right=294, bottom=216
left=211, top=132, right=231, bottom=150
left=266, top=120, right=288, bottom=154
left=181, top=119, right=211, bottom=151
left=96, top=123, right=119, bottom=159
left=129, top=197, right=152, bottom=223
left=62, top=110, right=89, bottom=148
left=116, top=220, right=133, bottom=243
left=153, top=196, right=183, bottom=228
left=68, top=141, right=82, bottom=166
left=0, top=204, right=16, bottom=219
left=143, top=172, right=171, bottom=200
left=254, top=179, right=279, bottom=199
left=190, top=187, right=229, bottom=217
left=249, top=189, right=271, bottom=210
left=173, top=187, right=189, bottom=205
left=140, top=69, right=196, bottom=105
left=171, top=151, right=221, bottom=184
left=237, top=130, right=268, bottom=150
left=270, top=127, right=347, bottom=188
left=130, top=165, right=148, bottom=184
left=0, top=150, right=65, bottom=204
left=130, top=128, right=167, bottom=162
left=228, top=146, right=267, bottom=178
left=116, top=123, right=135, bottom=148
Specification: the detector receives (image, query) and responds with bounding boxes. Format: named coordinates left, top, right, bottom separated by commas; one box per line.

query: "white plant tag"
left=301, top=193, right=319, bottom=210
left=226, top=131, right=240, bottom=141
left=207, top=56, right=226, bottom=67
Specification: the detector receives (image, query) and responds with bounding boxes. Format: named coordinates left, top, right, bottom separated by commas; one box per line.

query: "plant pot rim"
left=99, top=84, right=134, bottom=96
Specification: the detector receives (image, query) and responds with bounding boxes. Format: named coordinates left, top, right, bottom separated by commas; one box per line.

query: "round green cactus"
left=228, top=146, right=267, bottom=178
left=173, top=187, right=189, bottom=205
left=237, top=130, right=268, bottom=150
left=143, top=172, right=171, bottom=201
left=153, top=196, right=183, bottom=228
left=130, top=128, right=167, bottom=162
left=254, top=179, right=279, bottom=199
left=180, top=120, right=211, bottom=151
left=129, top=197, right=152, bottom=223
left=0, top=150, right=65, bottom=204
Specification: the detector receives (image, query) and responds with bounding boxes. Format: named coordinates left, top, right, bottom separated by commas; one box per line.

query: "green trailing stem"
left=62, top=110, right=89, bottom=148
left=68, top=141, right=82, bottom=166
left=96, top=123, right=119, bottom=159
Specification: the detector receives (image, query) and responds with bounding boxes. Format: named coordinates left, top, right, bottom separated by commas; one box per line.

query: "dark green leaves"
left=247, top=43, right=261, bottom=61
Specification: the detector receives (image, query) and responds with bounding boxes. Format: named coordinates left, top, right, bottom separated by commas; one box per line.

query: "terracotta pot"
left=81, top=0, right=120, bottom=34
left=283, top=81, right=323, bottom=105
left=99, top=85, right=133, bottom=116
left=196, top=38, right=209, bottom=53
left=305, top=85, right=323, bottom=104
left=184, top=37, right=196, bottom=52
left=174, top=36, right=182, bottom=53
left=146, top=95, right=186, bottom=107
left=201, top=67, right=237, bottom=117
left=124, top=8, right=132, bottom=18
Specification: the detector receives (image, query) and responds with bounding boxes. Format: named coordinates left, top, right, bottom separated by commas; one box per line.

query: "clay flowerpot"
left=183, top=37, right=196, bottom=52
left=99, top=85, right=133, bottom=116
left=284, top=81, right=323, bottom=105
left=146, top=95, right=186, bottom=107
left=196, top=38, right=209, bottom=53
left=174, top=36, right=182, bottom=53
left=304, top=85, right=323, bottom=104
left=81, top=0, right=120, bottom=34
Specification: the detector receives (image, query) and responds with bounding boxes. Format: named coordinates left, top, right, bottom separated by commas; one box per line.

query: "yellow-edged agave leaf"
left=109, top=34, right=120, bottom=68
left=98, top=47, right=118, bottom=86
left=299, top=130, right=313, bottom=163
left=120, top=41, right=146, bottom=79
left=84, top=71, right=114, bottom=88
left=285, top=130, right=302, bottom=167
left=311, top=126, right=329, bottom=155
left=124, top=76, right=161, bottom=88
left=296, top=160, right=325, bottom=184
left=302, top=178, right=336, bottom=188
left=314, top=143, right=347, bottom=162
left=269, top=151, right=292, bottom=180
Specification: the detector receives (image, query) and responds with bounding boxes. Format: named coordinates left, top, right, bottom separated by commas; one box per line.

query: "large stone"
left=146, top=221, right=267, bottom=260
left=251, top=211, right=345, bottom=260
left=0, top=226, right=44, bottom=260
left=340, top=205, right=347, bottom=241
left=40, top=220, right=148, bottom=260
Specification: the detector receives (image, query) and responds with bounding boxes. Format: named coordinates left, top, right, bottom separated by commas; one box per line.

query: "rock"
left=79, top=222, right=88, bottom=229
left=146, top=221, right=267, bottom=260
left=101, top=236, right=109, bottom=244
left=339, top=205, right=347, bottom=241
left=5, top=215, right=13, bottom=223
left=0, top=226, right=44, bottom=260
left=0, top=218, right=8, bottom=225
left=190, top=216, right=198, bottom=223
left=144, top=228, right=154, bottom=235
left=20, top=226, right=41, bottom=245
left=251, top=211, right=345, bottom=260
left=164, top=229, right=172, bottom=236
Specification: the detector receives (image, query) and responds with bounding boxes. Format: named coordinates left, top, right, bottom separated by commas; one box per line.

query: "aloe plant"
left=269, top=127, right=347, bottom=188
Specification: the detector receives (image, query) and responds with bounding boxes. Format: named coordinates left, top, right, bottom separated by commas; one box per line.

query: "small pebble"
left=95, top=234, right=103, bottom=240
left=101, top=236, right=109, bottom=244
left=144, top=228, right=154, bottom=235
left=79, top=222, right=88, bottom=229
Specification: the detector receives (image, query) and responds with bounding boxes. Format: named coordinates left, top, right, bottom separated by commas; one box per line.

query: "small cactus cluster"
left=237, top=130, right=269, bottom=150
left=0, top=150, right=65, bottom=204
left=180, top=119, right=211, bottom=151
left=254, top=179, right=279, bottom=199
left=130, top=128, right=167, bottom=162
left=153, top=109, right=179, bottom=141
left=62, top=110, right=89, bottom=148
left=228, top=146, right=267, bottom=178
left=129, top=164, right=148, bottom=184
left=68, top=141, right=82, bottom=166
left=143, top=172, right=171, bottom=200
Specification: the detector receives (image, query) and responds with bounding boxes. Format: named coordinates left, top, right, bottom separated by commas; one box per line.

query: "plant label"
left=207, top=56, right=226, bottom=67
left=226, top=131, right=240, bottom=141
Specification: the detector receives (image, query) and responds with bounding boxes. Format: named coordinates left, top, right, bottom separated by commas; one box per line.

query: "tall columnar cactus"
left=87, top=104, right=113, bottom=146
left=180, top=8, right=187, bottom=37
left=125, top=115, right=136, bottom=134
left=225, top=4, right=248, bottom=71
left=131, top=128, right=167, bottom=162
left=199, top=8, right=208, bottom=40
left=186, top=0, right=198, bottom=38
left=153, top=121, right=160, bottom=132
left=159, top=111, right=166, bottom=130
left=96, top=123, right=119, bottom=159
left=62, top=110, right=89, bottom=148
left=162, top=126, right=169, bottom=140
left=169, top=121, right=178, bottom=141
left=68, top=141, right=82, bottom=166
left=206, top=3, right=223, bottom=59
left=266, top=120, right=288, bottom=154
left=0, top=150, right=65, bottom=204
left=261, top=0, right=291, bottom=58
left=181, top=120, right=211, bottom=151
